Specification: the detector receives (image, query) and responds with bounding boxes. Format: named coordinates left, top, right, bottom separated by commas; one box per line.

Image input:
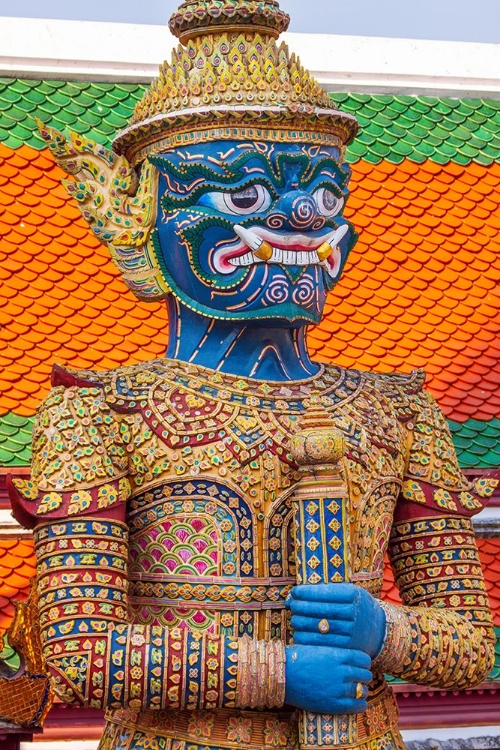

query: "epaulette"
left=51, top=362, right=109, bottom=389
left=366, top=369, right=427, bottom=396
left=361, top=369, right=427, bottom=423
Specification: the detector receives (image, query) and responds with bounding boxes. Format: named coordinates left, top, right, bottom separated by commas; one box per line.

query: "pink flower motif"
left=264, top=719, right=288, bottom=747
left=227, top=716, right=252, bottom=743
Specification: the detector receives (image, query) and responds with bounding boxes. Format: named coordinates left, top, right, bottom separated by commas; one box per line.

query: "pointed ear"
left=36, top=122, right=170, bottom=301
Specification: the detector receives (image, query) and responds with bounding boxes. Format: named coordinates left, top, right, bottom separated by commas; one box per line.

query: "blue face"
left=150, top=140, right=357, bottom=326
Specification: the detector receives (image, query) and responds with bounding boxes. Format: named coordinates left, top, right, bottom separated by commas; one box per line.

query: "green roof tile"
left=448, top=418, right=500, bottom=469
left=0, top=413, right=34, bottom=466
left=0, top=79, right=498, bottom=165
left=489, top=628, right=500, bottom=682
left=330, top=93, right=500, bottom=164
left=0, top=77, right=145, bottom=150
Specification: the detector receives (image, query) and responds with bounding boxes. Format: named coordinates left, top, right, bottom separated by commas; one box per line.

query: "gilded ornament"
left=318, top=618, right=330, bottom=634
left=6, top=0, right=498, bottom=746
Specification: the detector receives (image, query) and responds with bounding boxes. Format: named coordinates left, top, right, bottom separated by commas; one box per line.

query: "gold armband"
left=235, top=636, right=286, bottom=710
left=372, top=601, right=414, bottom=675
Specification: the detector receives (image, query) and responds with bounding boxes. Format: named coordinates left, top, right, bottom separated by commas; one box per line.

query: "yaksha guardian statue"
left=6, top=2, right=498, bottom=749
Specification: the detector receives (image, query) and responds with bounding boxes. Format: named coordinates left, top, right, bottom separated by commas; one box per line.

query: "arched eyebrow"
left=301, top=158, right=350, bottom=190
left=151, top=145, right=349, bottom=194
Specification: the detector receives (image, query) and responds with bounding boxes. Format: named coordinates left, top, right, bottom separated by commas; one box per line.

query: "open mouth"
left=212, top=225, right=347, bottom=279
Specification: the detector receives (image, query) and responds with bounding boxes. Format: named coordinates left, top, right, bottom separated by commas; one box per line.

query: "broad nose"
left=266, top=191, right=325, bottom=232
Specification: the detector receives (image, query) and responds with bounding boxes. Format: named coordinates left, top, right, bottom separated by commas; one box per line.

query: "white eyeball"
left=204, top=185, right=272, bottom=215
left=314, top=187, right=344, bottom=217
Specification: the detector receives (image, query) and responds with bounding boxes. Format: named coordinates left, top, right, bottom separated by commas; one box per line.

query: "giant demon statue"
left=5, top=2, right=498, bottom=749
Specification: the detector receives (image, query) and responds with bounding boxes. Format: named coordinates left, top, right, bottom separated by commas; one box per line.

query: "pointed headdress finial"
left=169, top=0, right=291, bottom=43
left=113, top=0, right=358, bottom=165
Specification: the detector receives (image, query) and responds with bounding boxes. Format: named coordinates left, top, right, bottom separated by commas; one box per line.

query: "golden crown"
left=169, top=0, right=291, bottom=42
left=39, top=1, right=359, bottom=303
left=113, top=0, right=358, bottom=165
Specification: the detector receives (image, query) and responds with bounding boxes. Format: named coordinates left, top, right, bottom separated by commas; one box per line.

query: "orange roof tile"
left=0, top=539, right=36, bottom=638
left=0, top=146, right=499, bottom=425
left=312, top=160, right=500, bottom=423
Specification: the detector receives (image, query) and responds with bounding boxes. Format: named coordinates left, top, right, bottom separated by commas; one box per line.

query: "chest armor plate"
left=105, top=361, right=408, bottom=638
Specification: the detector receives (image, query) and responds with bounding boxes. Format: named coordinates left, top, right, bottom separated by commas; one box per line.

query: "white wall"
left=0, top=16, right=499, bottom=96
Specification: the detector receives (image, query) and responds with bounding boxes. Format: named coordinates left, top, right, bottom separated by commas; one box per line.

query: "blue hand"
left=284, top=644, right=372, bottom=714
left=288, top=583, right=387, bottom=658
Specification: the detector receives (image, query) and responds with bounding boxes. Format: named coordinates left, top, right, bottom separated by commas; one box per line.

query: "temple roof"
left=0, top=79, right=499, bottom=467
left=0, top=21, right=498, bottom=737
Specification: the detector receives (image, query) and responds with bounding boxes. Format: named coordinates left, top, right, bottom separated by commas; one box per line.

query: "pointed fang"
left=234, top=225, right=273, bottom=261
left=253, top=241, right=273, bottom=261
left=316, top=225, right=349, bottom=262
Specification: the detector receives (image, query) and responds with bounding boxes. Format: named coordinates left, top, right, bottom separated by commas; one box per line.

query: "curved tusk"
left=234, top=225, right=273, bottom=261
left=316, top=225, right=349, bottom=262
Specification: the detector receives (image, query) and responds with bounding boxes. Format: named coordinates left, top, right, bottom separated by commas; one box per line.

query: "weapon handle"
left=290, top=404, right=358, bottom=748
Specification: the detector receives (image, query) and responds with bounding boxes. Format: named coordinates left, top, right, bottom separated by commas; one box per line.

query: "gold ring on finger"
left=318, top=618, right=330, bottom=634
left=356, top=682, right=364, bottom=700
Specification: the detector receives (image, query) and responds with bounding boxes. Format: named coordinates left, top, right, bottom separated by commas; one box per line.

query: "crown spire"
left=169, top=0, right=290, bottom=44
left=112, top=0, right=358, bottom=165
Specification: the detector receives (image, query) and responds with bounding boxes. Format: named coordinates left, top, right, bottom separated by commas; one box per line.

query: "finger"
left=348, top=650, right=372, bottom=670
left=344, top=666, right=373, bottom=685
left=290, top=614, right=353, bottom=635
left=289, top=601, right=355, bottom=621
left=290, top=615, right=353, bottom=636
left=346, top=682, right=370, bottom=700
left=293, top=631, right=351, bottom=649
left=291, top=584, right=355, bottom=604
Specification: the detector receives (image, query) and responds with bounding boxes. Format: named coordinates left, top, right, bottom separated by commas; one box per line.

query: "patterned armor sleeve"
left=9, top=377, right=285, bottom=712
left=374, top=386, right=498, bottom=689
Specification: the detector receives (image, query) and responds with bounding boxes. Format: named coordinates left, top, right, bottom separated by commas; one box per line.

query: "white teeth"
left=229, top=248, right=321, bottom=267
left=227, top=228, right=347, bottom=271
left=228, top=252, right=254, bottom=266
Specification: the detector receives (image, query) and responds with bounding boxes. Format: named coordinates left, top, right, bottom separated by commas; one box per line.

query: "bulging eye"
left=314, top=187, right=343, bottom=217
left=202, top=185, right=272, bottom=215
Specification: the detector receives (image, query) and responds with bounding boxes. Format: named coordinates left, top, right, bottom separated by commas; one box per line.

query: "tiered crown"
left=169, top=0, right=291, bottom=42
left=113, top=0, right=358, bottom=165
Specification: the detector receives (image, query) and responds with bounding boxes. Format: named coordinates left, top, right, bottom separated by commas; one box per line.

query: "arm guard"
left=10, top=377, right=285, bottom=712
left=375, top=387, right=497, bottom=689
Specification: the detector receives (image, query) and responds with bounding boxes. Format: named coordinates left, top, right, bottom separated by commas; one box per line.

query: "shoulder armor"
left=398, top=474, right=499, bottom=519
left=366, top=368, right=427, bottom=397
left=51, top=363, right=108, bottom=389
left=334, top=367, right=427, bottom=423
left=9, top=377, right=130, bottom=529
